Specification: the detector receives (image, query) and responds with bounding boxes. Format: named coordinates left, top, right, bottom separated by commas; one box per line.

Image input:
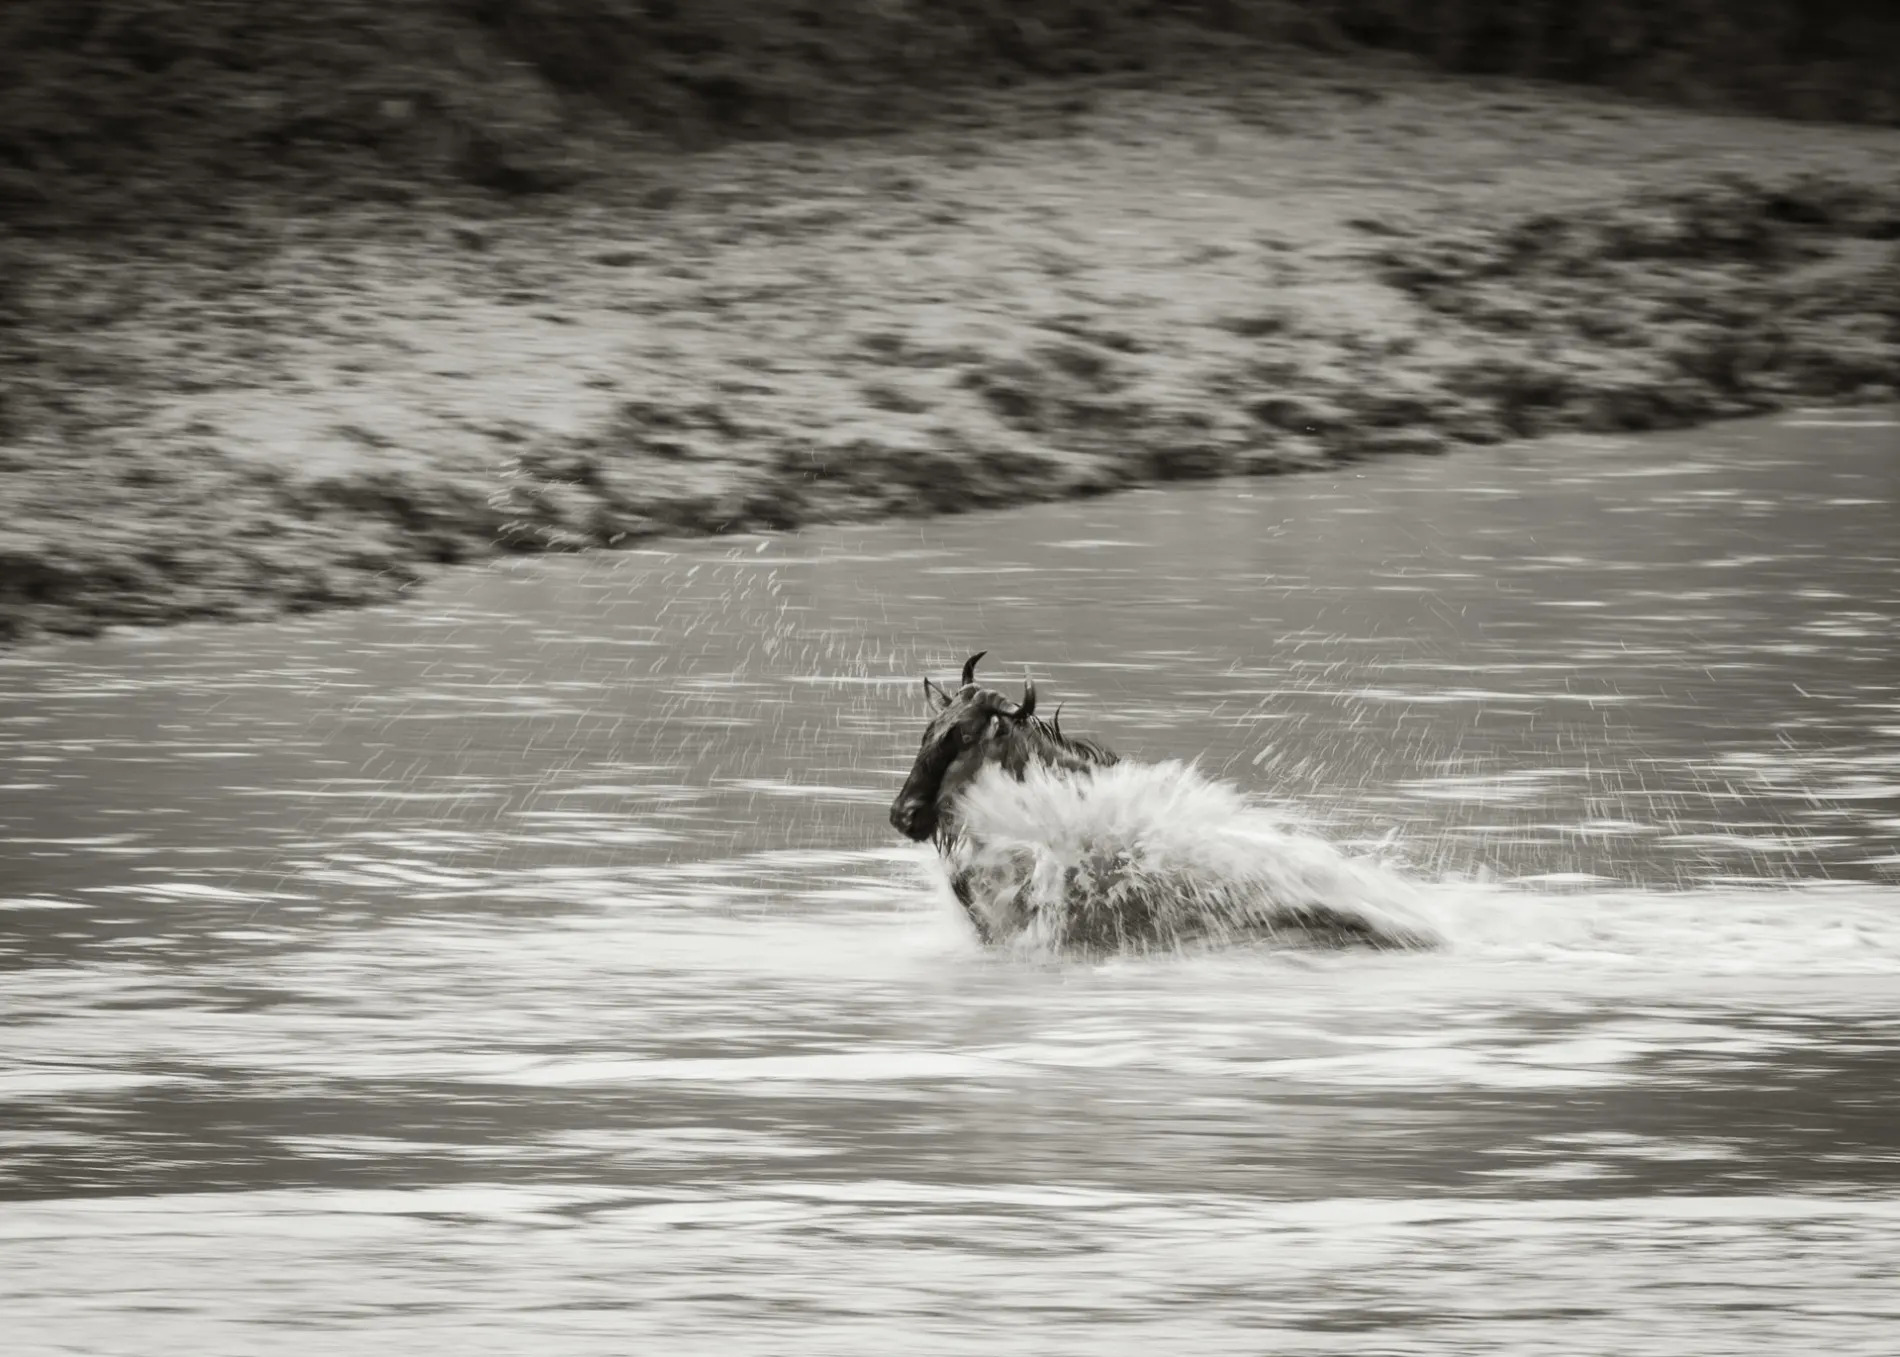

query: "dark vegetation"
left=1324, top=0, right=1900, bottom=124
left=3, top=1, right=1897, bottom=224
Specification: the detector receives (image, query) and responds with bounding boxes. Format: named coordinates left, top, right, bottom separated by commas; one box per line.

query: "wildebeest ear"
left=923, top=676, right=952, bottom=710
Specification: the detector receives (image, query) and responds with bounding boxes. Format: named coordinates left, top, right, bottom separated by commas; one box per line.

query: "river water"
left=3, top=410, right=1898, bottom=1354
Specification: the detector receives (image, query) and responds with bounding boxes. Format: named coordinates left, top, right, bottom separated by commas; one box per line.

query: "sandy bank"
left=3, top=57, right=1897, bottom=642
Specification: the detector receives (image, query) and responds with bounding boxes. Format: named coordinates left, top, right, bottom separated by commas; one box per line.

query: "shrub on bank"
left=4, top=1, right=1897, bottom=224
left=1311, top=0, right=1900, bottom=124
left=0, top=0, right=1262, bottom=223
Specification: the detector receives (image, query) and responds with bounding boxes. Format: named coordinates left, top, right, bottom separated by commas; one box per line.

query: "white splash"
left=945, top=760, right=1439, bottom=955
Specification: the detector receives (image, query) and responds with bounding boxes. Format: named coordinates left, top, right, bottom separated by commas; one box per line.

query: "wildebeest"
left=889, top=651, right=1435, bottom=952
left=889, top=651, right=1118, bottom=941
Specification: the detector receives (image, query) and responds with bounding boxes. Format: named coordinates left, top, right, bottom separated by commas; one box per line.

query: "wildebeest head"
left=888, top=650, right=1037, bottom=843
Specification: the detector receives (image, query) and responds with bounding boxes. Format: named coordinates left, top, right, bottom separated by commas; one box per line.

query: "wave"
left=942, top=759, right=1439, bottom=955
left=1413, top=877, right=1900, bottom=978
left=934, top=759, right=1900, bottom=973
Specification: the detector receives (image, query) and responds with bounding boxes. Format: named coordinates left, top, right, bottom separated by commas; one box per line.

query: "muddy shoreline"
left=4, top=58, right=1897, bottom=644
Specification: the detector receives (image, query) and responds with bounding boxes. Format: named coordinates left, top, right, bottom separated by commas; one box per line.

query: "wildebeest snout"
left=889, top=796, right=936, bottom=842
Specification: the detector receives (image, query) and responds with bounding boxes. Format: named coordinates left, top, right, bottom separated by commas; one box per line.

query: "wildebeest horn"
left=989, top=675, right=1036, bottom=720
left=960, top=651, right=986, bottom=687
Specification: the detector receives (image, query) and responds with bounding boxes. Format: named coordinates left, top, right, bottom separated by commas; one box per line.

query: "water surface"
left=3, top=410, right=1898, bottom=1354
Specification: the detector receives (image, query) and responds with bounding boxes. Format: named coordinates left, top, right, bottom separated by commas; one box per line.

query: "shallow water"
left=3, top=410, right=1898, bottom=1354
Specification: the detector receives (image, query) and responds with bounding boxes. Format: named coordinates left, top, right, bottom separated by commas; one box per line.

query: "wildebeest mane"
left=1019, top=712, right=1118, bottom=771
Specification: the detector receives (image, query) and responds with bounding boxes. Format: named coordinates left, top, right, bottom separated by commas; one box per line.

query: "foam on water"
left=1417, top=876, right=1900, bottom=978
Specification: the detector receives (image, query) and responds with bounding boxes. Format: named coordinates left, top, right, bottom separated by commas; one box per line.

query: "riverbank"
left=4, top=54, right=1898, bottom=642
